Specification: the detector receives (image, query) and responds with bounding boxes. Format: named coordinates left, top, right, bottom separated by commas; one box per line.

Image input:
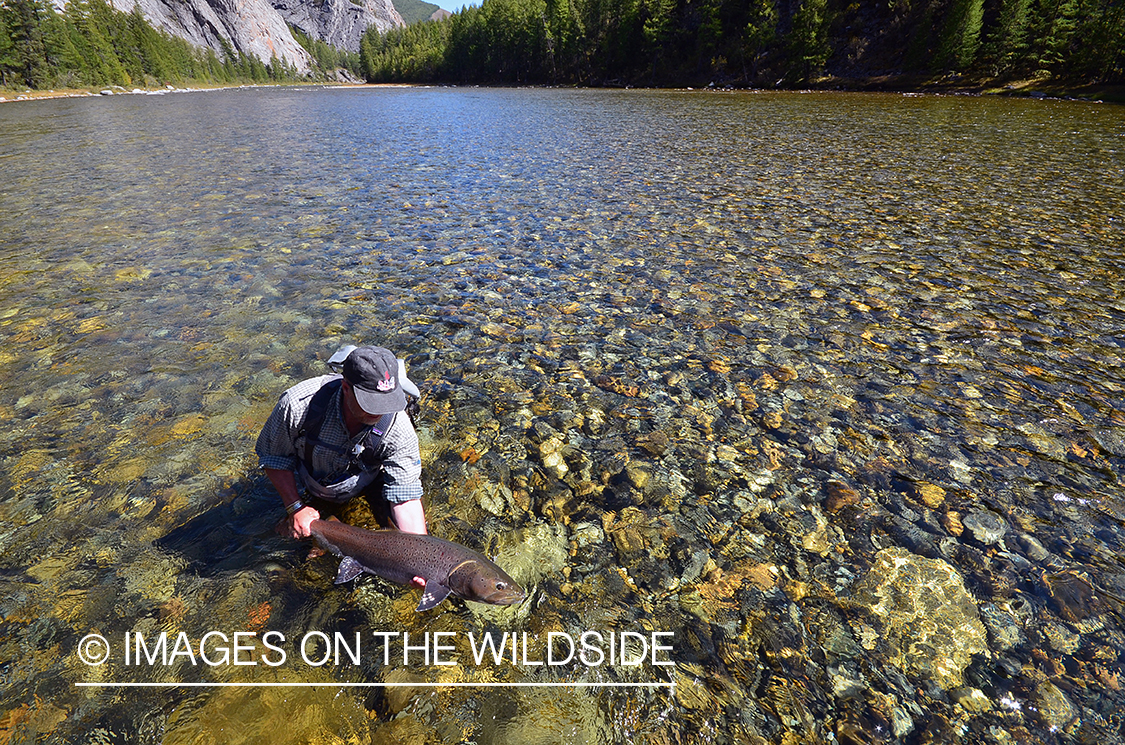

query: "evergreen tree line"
left=0, top=0, right=321, bottom=90
left=359, top=0, right=1124, bottom=86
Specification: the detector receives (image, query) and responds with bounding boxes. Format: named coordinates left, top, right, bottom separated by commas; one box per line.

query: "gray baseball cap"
left=342, top=346, right=408, bottom=415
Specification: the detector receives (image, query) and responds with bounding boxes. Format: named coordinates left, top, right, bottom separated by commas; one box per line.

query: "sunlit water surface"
left=1, top=87, right=1123, bottom=744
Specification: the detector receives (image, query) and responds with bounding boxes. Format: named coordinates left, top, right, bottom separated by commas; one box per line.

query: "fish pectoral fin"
left=415, top=580, right=451, bottom=612
left=334, top=556, right=366, bottom=585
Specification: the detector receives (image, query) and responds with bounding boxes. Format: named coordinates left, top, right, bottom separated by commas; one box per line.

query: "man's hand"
left=288, top=505, right=320, bottom=539
left=265, top=467, right=318, bottom=540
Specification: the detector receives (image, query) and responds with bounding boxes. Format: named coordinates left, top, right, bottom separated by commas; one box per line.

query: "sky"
left=430, top=0, right=476, bottom=13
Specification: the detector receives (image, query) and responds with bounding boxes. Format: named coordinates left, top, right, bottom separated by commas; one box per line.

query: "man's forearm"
left=391, top=499, right=427, bottom=535
left=265, top=468, right=302, bottom=508
left=266, top=468, right=319, bottom=538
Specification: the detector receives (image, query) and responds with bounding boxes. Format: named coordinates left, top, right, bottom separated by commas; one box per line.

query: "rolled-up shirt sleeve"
left=255, top=391, right=302, bottom=473
left=380, top=412, right=423, bottom=504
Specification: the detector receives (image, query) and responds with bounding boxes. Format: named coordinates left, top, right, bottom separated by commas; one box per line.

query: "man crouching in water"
left=256, top=345, right=426, bottom=586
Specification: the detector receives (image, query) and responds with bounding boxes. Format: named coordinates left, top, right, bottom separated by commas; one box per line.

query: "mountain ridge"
left=103, top=0, right=404, bottom=73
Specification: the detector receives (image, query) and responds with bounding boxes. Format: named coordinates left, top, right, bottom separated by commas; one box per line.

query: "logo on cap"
left=375, top=371, right=397, bottom=392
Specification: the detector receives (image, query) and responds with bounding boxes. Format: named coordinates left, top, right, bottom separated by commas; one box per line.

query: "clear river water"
left=1, top=86, right=1123, bottom=744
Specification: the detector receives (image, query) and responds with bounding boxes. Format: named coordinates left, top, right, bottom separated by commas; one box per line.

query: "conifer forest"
left=2, top=0, right=1121, bottom=93
left=359, top=0, right=1123, bottom=88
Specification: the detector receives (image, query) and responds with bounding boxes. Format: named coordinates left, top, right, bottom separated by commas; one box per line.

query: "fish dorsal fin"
left=416, top=580, right=451, bottom=612
left=334, top=556, right=365, bottom=585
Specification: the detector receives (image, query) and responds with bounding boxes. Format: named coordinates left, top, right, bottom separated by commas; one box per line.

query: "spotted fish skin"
left=309, top=519, right=526, bottom=611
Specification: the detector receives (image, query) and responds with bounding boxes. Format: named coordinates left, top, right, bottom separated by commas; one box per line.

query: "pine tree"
left=743, top=0, right=777, bottom=79
left=544, top=0, right=580, bottom=79
left=937, top=0, right=985, bottom=70
left=695, top=0, right=723, bottom=75
left=641, top=0, right=676, bottom=80
left=1071, top=0, right=1124, bottom=80
left=356, top=0, right=1120, bottom=87
left=125, top=3, right=179, bottom=84
left=0, top=2, right=20, bottom=87
left=786, top=0, right=830, bottom=82
left=1032, top=0, right=1079, bottom=75
left=66, top=0, right=130, bottom=85
left=3, top=0, right=51, bottom=87
left=982, top=0, right=1032, bottom=75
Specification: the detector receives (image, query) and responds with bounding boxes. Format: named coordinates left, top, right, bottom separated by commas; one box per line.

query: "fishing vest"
left=296, top=376, right=395, bottom=502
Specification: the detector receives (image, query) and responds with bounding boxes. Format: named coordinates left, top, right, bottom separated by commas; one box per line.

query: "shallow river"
left=1, top=86, right=1124, bottom=744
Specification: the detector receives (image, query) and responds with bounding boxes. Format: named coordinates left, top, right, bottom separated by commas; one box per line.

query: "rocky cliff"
left=274, top=0, right=404, bottom=53
left=106, top=0, right=404, bottom=73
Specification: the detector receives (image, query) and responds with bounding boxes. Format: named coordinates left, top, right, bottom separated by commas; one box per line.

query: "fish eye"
left=496, top=582, right=507, bottom=591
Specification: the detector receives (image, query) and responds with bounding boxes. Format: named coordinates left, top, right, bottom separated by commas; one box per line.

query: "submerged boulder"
left=850, top=547, right=988, bottom=690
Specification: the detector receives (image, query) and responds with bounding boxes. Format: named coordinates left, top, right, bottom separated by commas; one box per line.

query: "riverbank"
left=803, top=72, right=1125, bottom=103
left=0, top=81, right=425, bottom=103
left=0, top=83, right=293, bottom=103
left=5, top=77, right=1122, bottom=104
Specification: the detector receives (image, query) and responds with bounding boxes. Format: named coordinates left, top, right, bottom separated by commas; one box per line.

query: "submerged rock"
left=849, top=547, right=988, bottom=690
left=1042, top=570, right=1102, bottom=622
left=1032, top=681, right=1077, bottom=730
left=978, top=603, right=1026, bottom=652
left=494, top=522, right=568, bottom=589
left=963, top=509, right=1008, bottom=545
left=952, top=687, right=993, bottom=715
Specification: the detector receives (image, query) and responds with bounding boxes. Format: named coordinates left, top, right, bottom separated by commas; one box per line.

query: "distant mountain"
left=392, top=0, right=441, bottom=25
left=275, top=0, right=404, bottom=51
left=105, top=0, right=405, bottom=72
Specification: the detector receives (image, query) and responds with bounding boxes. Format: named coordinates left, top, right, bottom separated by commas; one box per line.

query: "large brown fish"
left=309, top=519, right=525, bottom=612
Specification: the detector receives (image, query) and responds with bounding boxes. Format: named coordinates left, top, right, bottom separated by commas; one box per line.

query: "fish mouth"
left=485, top=587, right=527, bottom=606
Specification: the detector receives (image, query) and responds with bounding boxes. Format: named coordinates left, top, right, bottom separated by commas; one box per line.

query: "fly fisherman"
left=256, top=345, right=427, bottom=550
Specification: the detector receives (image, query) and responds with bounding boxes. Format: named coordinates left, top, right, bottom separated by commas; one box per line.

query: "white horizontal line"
left=75, top=681, right=674, bottom=688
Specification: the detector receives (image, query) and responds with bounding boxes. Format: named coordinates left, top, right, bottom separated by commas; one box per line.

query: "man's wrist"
left=285, top=499, right=306, bottom=517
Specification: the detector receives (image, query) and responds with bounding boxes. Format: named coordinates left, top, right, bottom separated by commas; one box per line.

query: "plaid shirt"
left=255, top=375, right=423, bottom=504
